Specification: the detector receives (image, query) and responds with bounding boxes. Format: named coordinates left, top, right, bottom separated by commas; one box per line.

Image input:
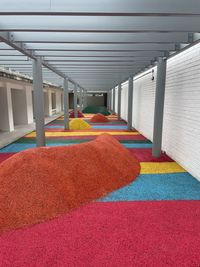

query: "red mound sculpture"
left=69, top=110, right=84, bottom=118
left=0, top=134, right=140, bottom=233
left=90, top=113, right=109, bottom=123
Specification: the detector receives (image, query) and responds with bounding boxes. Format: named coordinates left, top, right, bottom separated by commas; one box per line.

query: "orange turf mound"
left=90, top=113, right=109, bottom=123
left=0, top=134, right=140, bottom=233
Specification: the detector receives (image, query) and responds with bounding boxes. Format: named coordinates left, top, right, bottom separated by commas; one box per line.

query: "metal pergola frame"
left=0, top=0, right=200, bottom=91
left=0, top=0, right=200, bottom=152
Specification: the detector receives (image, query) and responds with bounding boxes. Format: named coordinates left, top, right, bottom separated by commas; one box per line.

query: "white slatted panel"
left=132, top=67, right=157, bottom=141
left=114, top=86, right=118, bottom=114
left=121, top=81, right=128, bottom=121
left=162, top=43, right=200, bottom=181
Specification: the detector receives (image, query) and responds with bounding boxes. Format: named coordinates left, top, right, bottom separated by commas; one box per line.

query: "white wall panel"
left=128, top=42, right=200, bottom=181
left=162, top=43, right=200, bottom=181
left=121, top=81, right=128, bottom=121
left=132, top=67, right=157, bottom=140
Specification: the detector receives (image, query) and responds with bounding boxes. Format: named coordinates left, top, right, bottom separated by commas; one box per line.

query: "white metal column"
left=107, top=90, right=111, bottom=111
left=112, top=88, right=115, bottom=113
left=127, top=77, right=133, bottom=130
left=74, top=83, right=78, bottom=118
left=32, top=57, right=45, bottom=147
left=118, top=84, right=122, bottom=120
left=152, top=57, right=167, bottom=157
left=63, top=78, right=69, bottom=130
left=79, top=87, right=83, bottom=112
left=83, top=90, right=87, bottom=110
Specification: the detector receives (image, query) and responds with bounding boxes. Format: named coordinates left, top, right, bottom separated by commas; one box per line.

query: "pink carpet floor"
left=0, top=201, right=200, bottom=267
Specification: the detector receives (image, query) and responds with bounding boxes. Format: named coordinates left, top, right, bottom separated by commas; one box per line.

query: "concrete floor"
left=0, top=112, right=64, bottom=149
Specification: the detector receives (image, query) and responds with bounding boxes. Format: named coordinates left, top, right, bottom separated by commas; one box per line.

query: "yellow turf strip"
left=26, top=131, right=140, bottom=137
left=58, top=118, right=118, bottom=121
left=140, top=162, right=186, bottom=174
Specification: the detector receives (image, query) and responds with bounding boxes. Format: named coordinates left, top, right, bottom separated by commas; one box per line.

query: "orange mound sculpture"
left=0, top=134, right=140, bottom=232
left=90, top=113, right=109, bottom=123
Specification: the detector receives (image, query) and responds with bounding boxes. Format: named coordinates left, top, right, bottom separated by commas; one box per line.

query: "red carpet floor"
left=0, top=201, right=200, bottom=267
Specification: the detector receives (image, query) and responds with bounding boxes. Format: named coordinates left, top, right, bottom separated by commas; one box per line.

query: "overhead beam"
left=0, top=0, right=200, bottom=15
left=0, top=16, right=200, bottom=32
left=25, top=43, right=176, bottom=51
left=44, top=57, right=153, bottom=61
left=11, top=32, right=189, bottom=43
left=34, top=51, right=165, bottom=57
left=0, top=32, right=85, bottom=89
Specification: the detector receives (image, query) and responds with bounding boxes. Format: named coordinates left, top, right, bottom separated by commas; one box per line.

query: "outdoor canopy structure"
left=0, top=0, right=200, bottom=156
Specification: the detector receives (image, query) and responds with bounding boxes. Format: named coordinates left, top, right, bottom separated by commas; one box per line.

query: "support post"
left=152, top=57, right=167, bottom=157
left=79, top=87, right=83, bottom=112
left=127, top=77, right=133, bottom=130
left=63, top=78, right=69, bottom=130
left=32, top=57, right=45, bottom=147
left=83, top=90, right=87, bottom=110
left=112, top=88, right=115, bottom=113
left=74, top=83, right=78, bottom=118
left=117, top=84, right=122, bottom=120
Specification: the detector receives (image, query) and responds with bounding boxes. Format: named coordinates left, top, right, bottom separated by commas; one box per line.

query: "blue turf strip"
left=0, top=143, right=76, bottom=152
left=92, top=125, right=128, bottom=130
left=99, top=173, right=200, bottom=201
left=123, top=143, right=152, bottom=148
left=0, top=142, right=152, bottom=152
left=0, top=143, right=37, bottom=153
left=45, top=125, right=63, bottom=129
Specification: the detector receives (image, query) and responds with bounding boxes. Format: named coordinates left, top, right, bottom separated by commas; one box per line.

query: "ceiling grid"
left=0, top=0, right=199, bottom=91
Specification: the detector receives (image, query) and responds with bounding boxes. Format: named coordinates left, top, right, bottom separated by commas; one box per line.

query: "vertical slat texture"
left=162, top=43, right=200, bottom=181
left=128, top=42, right=200, bottom=181
left=132, top=68, right=157, bottom=141
left=121, top=81, right=128, bottom=121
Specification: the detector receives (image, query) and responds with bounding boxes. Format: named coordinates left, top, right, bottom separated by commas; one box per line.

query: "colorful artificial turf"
left=0, top=113, right=200, bottom=266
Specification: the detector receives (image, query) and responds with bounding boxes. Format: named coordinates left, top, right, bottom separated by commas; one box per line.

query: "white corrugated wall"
left=120, top=81, right=128, bottom=121
left=132, top=67, right=157, bottom=141
left=162, top=43, right=200, bottom=181
left=119, top=42, right=200, bottom=181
